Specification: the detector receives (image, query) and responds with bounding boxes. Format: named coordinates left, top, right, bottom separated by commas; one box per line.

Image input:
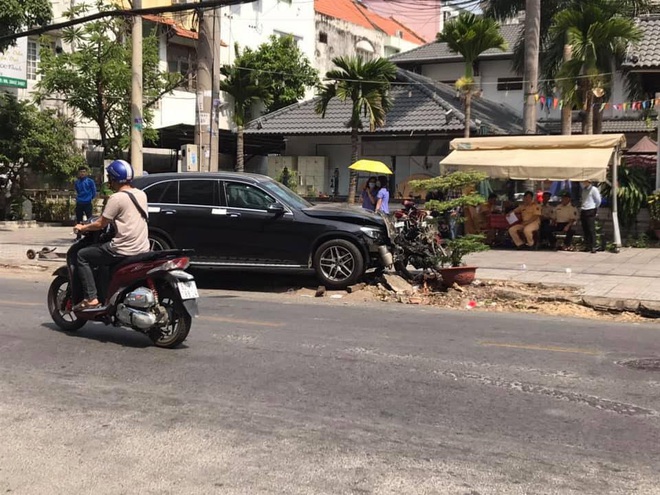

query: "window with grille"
left=497, top=77, right=523, bottom=91
left=27, top=40, right=39, bottom=80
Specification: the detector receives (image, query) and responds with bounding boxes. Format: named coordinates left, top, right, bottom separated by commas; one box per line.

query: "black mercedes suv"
left=132, top=172, right=391, bottom=288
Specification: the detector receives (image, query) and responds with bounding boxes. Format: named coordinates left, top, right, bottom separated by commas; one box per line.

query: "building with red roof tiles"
left=314, top=0, right=426, bottom=77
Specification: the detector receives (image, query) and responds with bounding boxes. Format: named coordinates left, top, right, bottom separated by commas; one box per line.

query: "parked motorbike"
left=47, top=223, right=198, bottom=348
left=385, top=199, right=448, bottom=279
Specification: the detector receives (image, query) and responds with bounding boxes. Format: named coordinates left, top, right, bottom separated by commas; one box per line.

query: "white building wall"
left=220, top=0, right=316, bottom=66
left=419, top=57, right=637, bottom=123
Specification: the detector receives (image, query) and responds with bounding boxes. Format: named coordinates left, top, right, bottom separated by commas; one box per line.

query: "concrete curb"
left=580, top=296, right=660, bottom=319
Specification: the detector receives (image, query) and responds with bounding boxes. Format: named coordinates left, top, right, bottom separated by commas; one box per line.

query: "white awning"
left=440, top=134, right=627, bottom=181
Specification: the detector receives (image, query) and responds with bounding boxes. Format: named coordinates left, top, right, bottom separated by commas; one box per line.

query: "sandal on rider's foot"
left=73, top=300, right=101, bottom=311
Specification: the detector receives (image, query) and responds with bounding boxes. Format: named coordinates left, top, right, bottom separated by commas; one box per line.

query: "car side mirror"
left=267, top=202, right=285, bottom=215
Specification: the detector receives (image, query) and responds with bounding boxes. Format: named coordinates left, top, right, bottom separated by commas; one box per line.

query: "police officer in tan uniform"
left=552, top=191, right=579, bottom=250
left=508, top=191, right=542, bottom=249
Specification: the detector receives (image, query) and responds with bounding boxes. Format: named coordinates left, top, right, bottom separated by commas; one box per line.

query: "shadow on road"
left=191, top=268, right=319, bottom=294
left=41, top=322, right=189, bottom=350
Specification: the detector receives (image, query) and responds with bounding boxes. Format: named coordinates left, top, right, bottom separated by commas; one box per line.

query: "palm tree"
left=522, top=0, right=541, bottom=134
left=550, top=1, right=642, bottom=134
left=484, top=0, right=654, bottom=134
left=437, top=13, right=507, bottom=138
left=219, top=46, right=272, bottom=173
left=315, top=56, right=397, bottom=204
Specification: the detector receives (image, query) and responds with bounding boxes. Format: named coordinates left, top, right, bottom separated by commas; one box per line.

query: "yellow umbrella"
left=348, top=159, right=393, bottom=175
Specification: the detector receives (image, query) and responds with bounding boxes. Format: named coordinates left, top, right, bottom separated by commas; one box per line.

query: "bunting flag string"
left=538, top=95, right=660, bottom=112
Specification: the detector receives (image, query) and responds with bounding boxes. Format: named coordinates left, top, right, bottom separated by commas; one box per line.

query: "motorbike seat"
left=110, top=249, right=190, bottom=273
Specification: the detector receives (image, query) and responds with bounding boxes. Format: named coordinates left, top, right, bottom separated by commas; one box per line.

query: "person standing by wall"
left=375, top=176, right=390, bottom=215
left=74, top=166, right=97, bottom=233
left=580, top=179, right=601, bottom=253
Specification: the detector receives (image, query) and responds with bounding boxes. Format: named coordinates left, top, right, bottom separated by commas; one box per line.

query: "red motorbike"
left=47, top=225, right=198, bottom=348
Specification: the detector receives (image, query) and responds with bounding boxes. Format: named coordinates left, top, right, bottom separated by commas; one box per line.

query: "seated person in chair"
left=508, top=191, right=541, bottom=249
left=551, top=191, right=579, bottom=250
left=539, top=191, right=555, bottom=247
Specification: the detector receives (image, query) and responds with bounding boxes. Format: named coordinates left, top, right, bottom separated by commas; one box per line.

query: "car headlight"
left=360, top=226, right=384, bottom=240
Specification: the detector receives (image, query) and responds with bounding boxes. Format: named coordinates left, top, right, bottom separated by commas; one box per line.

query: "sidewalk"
left=1, top=224, right=659, bottom=305
left=466, top=248, right=660, bottom=303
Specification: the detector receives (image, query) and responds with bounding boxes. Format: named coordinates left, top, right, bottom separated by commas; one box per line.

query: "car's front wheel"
left=313, top=239, right=364, bottom=289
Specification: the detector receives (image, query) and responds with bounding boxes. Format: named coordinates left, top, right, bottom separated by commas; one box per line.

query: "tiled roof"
left=244, top=68, right=523, bottom=136
left=389, top=23, right=522, bottom=63
left=538, top=118, right=658, bottom=134
left=143, top=14, right=228, bottom=45
left=315, top=0, right=426, bottom=45
left=623, top=15, right=660, bottom=69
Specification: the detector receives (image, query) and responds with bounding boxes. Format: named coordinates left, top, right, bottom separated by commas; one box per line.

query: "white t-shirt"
left=102, top=189, right=150, bottom=256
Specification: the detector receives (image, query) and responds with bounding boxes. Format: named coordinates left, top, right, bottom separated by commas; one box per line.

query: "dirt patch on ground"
left=300, top=275, right=657, bottom=324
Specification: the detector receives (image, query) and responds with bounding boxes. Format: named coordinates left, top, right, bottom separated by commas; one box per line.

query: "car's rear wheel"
left=149, top=233, right=171, bottom=251
left=313, top=239, right=364, bottom=289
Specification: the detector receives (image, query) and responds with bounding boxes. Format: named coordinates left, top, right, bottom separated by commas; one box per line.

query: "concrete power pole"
left=195, top=7, right=221, bottom=172
left=131, top=0, right=143, bottom=175
left=522, top=0, right=540, bottom=135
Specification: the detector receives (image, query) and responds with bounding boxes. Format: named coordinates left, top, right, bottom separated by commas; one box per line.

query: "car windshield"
left=261, top=180, right=313, bottom=209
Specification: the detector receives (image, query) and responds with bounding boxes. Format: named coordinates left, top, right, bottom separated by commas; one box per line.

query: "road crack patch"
left=436, top=369, right=657, bottom=417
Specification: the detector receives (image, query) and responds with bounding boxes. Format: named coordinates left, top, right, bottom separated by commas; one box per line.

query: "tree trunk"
left=593, top=107, right=603, bottom=134
left=347, top=127, right=359, bottom=204
left=522, top=0, right=541, bottom=134
left=464, top=91, right=472, bottom=138
left=561, top=43, right=573, bottom=135
left=584, top=91, right=594, bottom=135
left=236, top=125, right=244, bottom=172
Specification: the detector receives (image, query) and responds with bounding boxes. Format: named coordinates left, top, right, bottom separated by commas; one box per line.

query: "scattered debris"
left=315, top=286, right=326, bottom=298
left=383, top=273, right=415, bottom=294
left=452, top=282, right=465, bottom=293
left=346, top=283, right=366, bottom=294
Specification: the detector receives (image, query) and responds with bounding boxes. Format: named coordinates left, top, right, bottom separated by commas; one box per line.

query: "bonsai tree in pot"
left=409, top=171, right=490, bottom=286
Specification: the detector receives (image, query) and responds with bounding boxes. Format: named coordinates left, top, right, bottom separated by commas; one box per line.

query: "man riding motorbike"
left=73, top=159, right=150, bottom=310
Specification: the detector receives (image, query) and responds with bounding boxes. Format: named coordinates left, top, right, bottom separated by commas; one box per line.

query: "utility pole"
left=656, top=113, right=660, bottom=191
left=522, top=0, right=540, bottom=135
left=195, top=6, right=221, bottom=172
left=131, top=0, right=143, bottom=175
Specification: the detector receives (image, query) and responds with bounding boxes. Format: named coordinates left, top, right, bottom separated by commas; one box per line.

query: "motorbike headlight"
left=360, top=226, right=383, bottom=240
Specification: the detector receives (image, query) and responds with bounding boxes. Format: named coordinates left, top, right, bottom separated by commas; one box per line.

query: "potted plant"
left=437, top=234, right=490, bottom=285
left=409, top=171, right=490, bottom=286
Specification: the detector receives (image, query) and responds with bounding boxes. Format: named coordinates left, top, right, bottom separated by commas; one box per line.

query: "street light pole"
left=131, top=0, right=143, bottom=176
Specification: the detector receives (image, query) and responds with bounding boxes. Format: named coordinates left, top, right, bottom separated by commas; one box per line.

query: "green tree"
left=219, top=45, right=272, bottom=173
left=437, top=13, right=507, bottom=138
left=0, top=94, right=85, bottom=199
left=240, top=34, right=319, bottom=113
left=315, top=56, right=397, bottom=204
left=0, top=0, right=52, bottom=52
left=35, top=2, right=181, bottom=158
left=550, top=1, right=642, bottom=134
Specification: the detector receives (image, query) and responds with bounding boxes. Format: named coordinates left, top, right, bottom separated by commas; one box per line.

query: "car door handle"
left=228, top=212, right=241, bottom=218
left=162, top=209, right=177, bottom=215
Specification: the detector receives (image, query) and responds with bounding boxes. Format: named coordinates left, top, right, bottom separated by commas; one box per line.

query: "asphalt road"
left=0, top=270, right=659, bottom=494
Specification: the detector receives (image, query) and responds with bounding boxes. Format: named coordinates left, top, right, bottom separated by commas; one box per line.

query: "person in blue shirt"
left=74, top=166, right=97, bottom=236
left=375, top=176, right=390, bottom=215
